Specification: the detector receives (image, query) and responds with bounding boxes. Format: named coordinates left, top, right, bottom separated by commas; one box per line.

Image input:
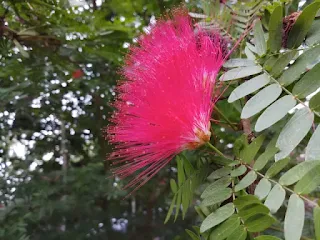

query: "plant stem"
left=206, top=142, right=226, bottom=158
left=213, top=105, right=238, bottom=131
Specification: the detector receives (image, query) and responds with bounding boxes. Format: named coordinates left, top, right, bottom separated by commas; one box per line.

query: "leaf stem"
left=206, top=142, right=225, bottom=158
left=213, top=105, right=238, bottom=131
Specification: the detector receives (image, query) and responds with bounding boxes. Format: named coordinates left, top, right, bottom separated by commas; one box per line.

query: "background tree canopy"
left=1, top=0, right=320, bottom=240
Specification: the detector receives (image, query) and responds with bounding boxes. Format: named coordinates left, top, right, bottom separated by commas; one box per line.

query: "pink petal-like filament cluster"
left=107, top=12, right=226, bottom=191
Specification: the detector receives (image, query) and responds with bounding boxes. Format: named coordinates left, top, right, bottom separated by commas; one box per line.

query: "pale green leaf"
left=228, top=74, right=270, bottom=103
left=286, top=1, right=320, bottom=48
left=254, top=178, right=271, bottom=200
left=223, top=59, right=256, bottom=68
left=279, top=160, right=320, bottom=186
left=253, top=147, right=279, bottom=171
left=306, top=19, right=320, bottom=46
left=275, top=107, right=314, bottom=161
left=200, top=203, right=235, bottom=233
left=231, top=165, right=247, bottom=177
left=314, top=207, right=320, bottom=240
left=265, top=158, right=290, bottom=178
left=201, top=177, right=232, bottom=199
left=264, top=184, right=286, bottom=213
left=255, top=96, right=296, bottom=132
left=254, top=20, right=266, bottom=56
left=245, top=46, right=256, bottom=60
left=226, top=225, right=247, bottom=240
left=209, top=215, right=240, bottom=240
left=220, top=66, right=262, bottom=81
left=234, top=171, right=257, bottom=192
left=240, top=134, right=265, bottom=164
left=241, top=84, right=282, bottom=119
left=234, top=195, right=261, bottom=210
left=278, top=45, right=320, bottom=86
left=284, top=194, right=305, bottom=240
left=305, top=126, right=320, bottom=161
left=292, top=63, right=320, bottom=98
left=294, top=164, right=320, bottom=194
left=268, top=5, right=283, bottom=52
left=202, top=188, right=232, bottom=207
left=245, top=214, right=276, bottom=232
left=310, top=91, right=320, bottom=113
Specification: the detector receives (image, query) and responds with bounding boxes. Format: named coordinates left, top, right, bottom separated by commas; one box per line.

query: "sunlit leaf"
left=254, top=178, right=271, bottom=200
left=264, top=184, right=286, bottom=213
left=220, top=66, right=262, bottom=81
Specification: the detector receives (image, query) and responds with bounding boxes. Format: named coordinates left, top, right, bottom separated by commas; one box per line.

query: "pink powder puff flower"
left=107, top=11, right=227, bottom=191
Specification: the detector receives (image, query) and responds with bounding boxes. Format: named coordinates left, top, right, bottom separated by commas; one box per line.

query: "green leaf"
left=305, top=126, right=320, bottom=161
left=279, top=160, right=320, bottom=186
left=209, top=215, right=240, bottom=240
left=200, top=203, right=235, bottom=233
left=292, top=62, right=320, bottom=98
left=284, top=194, right=305, bottom=240
left=264, top=184, right=286, bottom=213
left=286, top=1, right=320, bottom=48
left=231, top=165, right=247, bottom=177
left=270, top=50, right=298, bottom=77
left=182, top=180, right=191, bottom=218
left=245, top=46, right=256, bottom=60
left=255, top=96, right=296, bottom=132
left=170, top=179, right=177, bottom=193
left=226, top=225, right=247, bottom=240
left=240, top=134, right=265, bottom=164
left=238, top=204, right=269, bottom=221
left=275, top=107, right=314, bottom=161
left=223, top=59, right=256, bottom=68
left=234, top=195, right=261, bottom=210
left=294, top=164, right=320, bottom=194
left=207, top=167, right=231, bottom=181
left=245, top=214, right=276, bottom=232
left=253, top=147, right=279, bottom=171
left=314, top=207, right=320, bottom=240
left=241, top=84, right=282, bottom=119
left=254, top=236, right=281, bottom=240
left=228, top=74, right=270, bottom=103
left=185, top=229, right=200, bottom=240
left=13, top=39, right=30, bottom=58
left=234, top=171, right=257, bottom=192
left=164, top=194, right=177, bottom=223
left=265, top=158, right=290, bottom=178
left=177, top=156, right=185, bottom=185
left=201, top=177, right=232, bottom=199
left=254, top=20, right=266, bottom=56
left=268, top=5, right=283, bottom=52
left=310, top=91, right=320, bottom=113
left=202, top=188, right=233, bottom=207
left=174, top=191, right=182, bottom=221
left=220, top=66, right=262, bottom=81
left=278, top=45, right=320, bottom=86
left=254, top=178, right=271, bottom=200
left=306, top=19, right=320, bottom=46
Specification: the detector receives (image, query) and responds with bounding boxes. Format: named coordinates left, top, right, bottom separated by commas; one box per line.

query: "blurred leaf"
left=231, top=165, right=247, bottom=177
left=253, top=147, right=279, bottom=171
left=240, top=134, right=265, bottom=164
left=254, top=236, right=281, bottom=240
left=209, top=214, right=240, bottom=240
left=305, top=126, right=320, bottom=161
left=294, top=164, right=320, bottom=194
left=314, top=207, right=320, bottom=240
left=254, top=20, right=266, bottom=56
left=223, top=59, right=256, bottom=68
left=310, top=91, right=320, bottom=113
left=245, top=214, right=276, bottom=232
left=226, top=225, right=247, bottom=240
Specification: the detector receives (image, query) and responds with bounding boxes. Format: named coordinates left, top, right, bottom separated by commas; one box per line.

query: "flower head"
left=107, top=12, right=226, bottom=191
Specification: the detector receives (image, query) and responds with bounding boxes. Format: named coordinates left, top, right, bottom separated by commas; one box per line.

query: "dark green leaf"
left=254, top=236, right=281, bottom=240
left=253, top=147, right=279, bottom=171
left=284, top=194, right=305, bottom=240
left=207, top=167, right=231, bottom=181
left=185, top=229, right=200, bottom=240
left=292, top=62, right=320, bottom=98
left=265, top=157, right=290, bottom=178
left=164, top=194, right=177, bottom=223
left=310, top=91, right=320, bottom=113
left=200, top=203, right=235, bottom=233
left=314, top=207, right=320, bottom=240
left=270, top=50, right=298, bottom=77
left=240, top=134, right=265, bottom=164
left=245, top=214, right=276, bottom=232
left=268, top=6, right=283, bottom=52
left=234, top=195, right=261, bottom=210
left=209, top=215, right=240, bottom=240
left=286, top=1, right=320, bottom=48
left=238, top=204, right=269, bottom=221
left=226, top=225, right=247, bottom=240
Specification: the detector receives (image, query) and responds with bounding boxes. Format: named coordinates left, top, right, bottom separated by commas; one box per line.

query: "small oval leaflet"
left=264, top=184, right=286, bottom=213
left=254, top=178, right=271, bottom=200
left=275, top=107, right=314, bottom=161
left=220, top=66, right=262, bottom=81
left=241, top=84, right=282, bottom=119
left=255, top=96, right=296, bottom=132
left=305, top=125, right=320, bottom=161
left=284, top=194, right=305, bottom=240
